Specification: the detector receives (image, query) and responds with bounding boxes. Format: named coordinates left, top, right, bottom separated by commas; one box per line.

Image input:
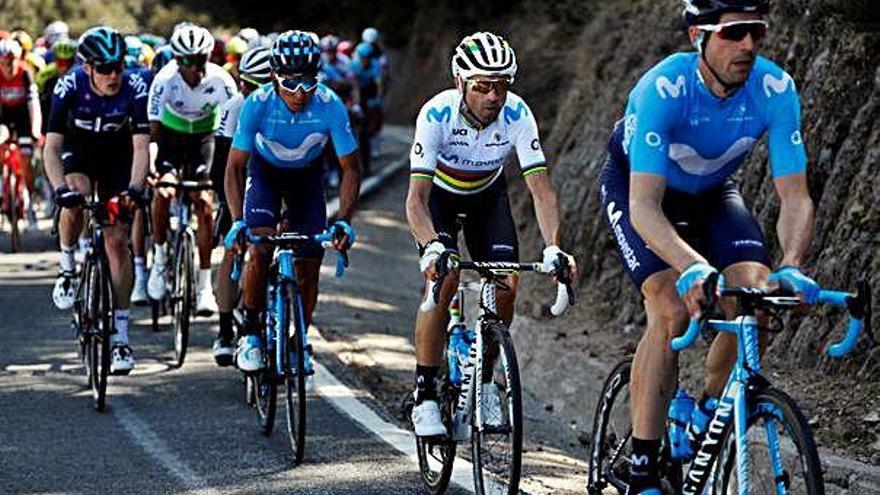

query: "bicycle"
left=587, top=274, right=873, bottom=495
left=150, top=178, right=213, bottom=368
left=0, top=124, right=25, bottom=252
left=415, top=254, right=574, bottom=495
left=63, top=193, right=135, bottom=411
left=230, top=227, right=349, bottom=465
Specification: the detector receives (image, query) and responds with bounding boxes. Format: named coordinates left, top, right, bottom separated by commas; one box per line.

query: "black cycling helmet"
left=682, top=0, right=769, bottom=26
left=269, top=30, right=321, bottom=75
left=77, top=26, right=126, bottom=64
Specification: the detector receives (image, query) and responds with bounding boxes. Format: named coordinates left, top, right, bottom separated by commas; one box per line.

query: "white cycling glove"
left=419, top=240, right=446, bottom=274
left=542, top=245, right=572, bottom=273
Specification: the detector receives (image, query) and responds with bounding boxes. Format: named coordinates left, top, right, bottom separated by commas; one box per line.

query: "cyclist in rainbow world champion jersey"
left=598, top=1, right=818, bottom=493
left=45, top=26, right=151, bottom=375
left=406, top=31, right=577, bottom=437
left=209, top=46, right=273, bottom=366
left=146, top=25, right=237, bottom=316
left=224, top=30, right=361, bottom=374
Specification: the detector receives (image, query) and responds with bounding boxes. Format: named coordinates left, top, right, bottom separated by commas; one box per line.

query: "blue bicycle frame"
left=672, top=283, right=870, bottom=495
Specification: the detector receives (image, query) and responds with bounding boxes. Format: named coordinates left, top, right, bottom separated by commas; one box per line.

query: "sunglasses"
left=94, top=61, right=125, bottom=75
left=467, top=78, right=511, bottom=95
left=275, top=73, right=319, bottom=93
left=698, top=20, right=768, bottom=42
left=178, top=55, right=207, bottom=68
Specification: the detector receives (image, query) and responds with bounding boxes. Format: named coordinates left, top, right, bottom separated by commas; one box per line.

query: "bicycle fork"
left=274, top=251, right=312, bottom=377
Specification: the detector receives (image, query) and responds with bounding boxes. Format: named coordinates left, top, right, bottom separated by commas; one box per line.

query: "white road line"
left=114, top=398, right=222, bottom=495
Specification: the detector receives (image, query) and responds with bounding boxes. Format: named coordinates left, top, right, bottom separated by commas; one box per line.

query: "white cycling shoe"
left=212, top=336, right=235, bottom=367
left=481, top=382, right=505, bottom=428
left=131, top=275, right=149, bottom=306
left=195, top=286, right=218, bottom=316
left=52, top=272, right=76, bottom=310
left=147, top=262, right=167, bottom=300
left=236, top=335, right=263, bottom=373
left=412, top=399, right=447, bottom=437
left=110, top=343, right=135, bottom=375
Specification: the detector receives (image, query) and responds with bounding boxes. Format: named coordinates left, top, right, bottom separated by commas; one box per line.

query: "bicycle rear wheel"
left=253, top=305, right=277, bottom=435
left=90, top=254, right=113, bottom=412
left=415, top=373, right=457, bottom=494
left=285, top=281, right=307, bottom=465
left=470, top=321, right=522, bottom=495
left=587, top=358, right=633, bottom=494
left=171, top=234, right=193, bottom=367
left=712, top=387, right=824, bottom=495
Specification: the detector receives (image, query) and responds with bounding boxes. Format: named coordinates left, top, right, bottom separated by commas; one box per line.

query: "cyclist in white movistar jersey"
left=406, top=32, right=577, bottom=437
left=210, top=46, right=272, bottom=366
left=146, top=25, right=236, bottom=315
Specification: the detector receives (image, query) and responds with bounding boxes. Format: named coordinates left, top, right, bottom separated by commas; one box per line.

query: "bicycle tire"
left=81, top=256, right=98, bottom=389
left=415, top=370, right=457, bottom=494
left=285, top=281, right=307, bottom=465
left=92, top=253, right=113, bottom=412
left=587, top=358, right=633, bottom=494
left=470, top=321, right=522, bottom=495
left=254, top=301, right=277, bottom=436
left=171, top=234, right=193, bottom=367
left=712, top=386, right=824, bottom=495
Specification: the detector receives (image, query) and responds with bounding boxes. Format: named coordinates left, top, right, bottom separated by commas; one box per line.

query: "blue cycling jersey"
left=232, top=82, right=357, bottom=169
left=350, top=58, right=381, bottom=88
left=48, top=67, right=150, bottom=144
left=621, top=52, right=806, bottom=194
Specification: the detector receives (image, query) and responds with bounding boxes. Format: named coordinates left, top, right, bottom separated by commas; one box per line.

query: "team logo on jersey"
left=53, top=73, right=77, bottom=98
left=531, top=138, right=540, bottom=151
left=503, top=101, right=528, bottom=125
left=668, top=137, right=757, bottom=176
left=439, top=151, right=459, bottom=164
left=645, top=132, right=662, bottom=147
left=790, top=130, right=803, bottom=145
left=426, top=106, right=451, bottom=123
left=656, top=75, right=686, bottom=99
left=452, top=128, right=467, bottom=136
left=128, top=73, right=149, bottom=99
left=413, top=142, right=424, bottom=158
left=763, top=72, right=793, bottom=98
left=204, top=86, right=216, bottom=94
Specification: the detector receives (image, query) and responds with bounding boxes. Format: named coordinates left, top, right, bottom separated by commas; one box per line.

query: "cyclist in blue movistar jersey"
left=224, top=30, right=361, bottom=375
left=45, top=26, right=150, bottom=375
left=349, top=42, right=383, bottom=174
left=598, top=2, right=817, bottom=493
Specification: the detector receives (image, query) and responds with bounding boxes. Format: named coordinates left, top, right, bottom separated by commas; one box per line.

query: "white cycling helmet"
left=238, top=47, right=272, bottom=84
left=451, top=31, right=517, bottom=81
left=44, top=20, right=70, bottom=43
left=0, top=38, right=22, bottom=58
left=238, top=27, right=260, bottom=46
left=361, top=27, right=380, bottom=44
left=169, top=25, right=214, bottom=56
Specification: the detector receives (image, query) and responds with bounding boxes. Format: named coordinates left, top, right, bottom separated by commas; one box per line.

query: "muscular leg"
left=241, top=226, right=275, bottom=313
left=217, top=249, right=238, bottom=313
left=494, top=274, right=518, bottom=327
left=630, top=269, right=689, bottom=440
left=104, top=224, right=133, bottom=309
left=150, top=173, right=175, bottom=246
left=194, top=191, right=214, bottom=270
left=59, top=173, right=90, bottom=251
left=414, top=272, right=459, bottom=366
left=132, top=209, right=146, bottom=259
left=294, top=258, right=322, bottom=328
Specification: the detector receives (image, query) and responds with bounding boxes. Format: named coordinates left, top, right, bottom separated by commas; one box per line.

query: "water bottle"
left=688, top=396, right=719, bottom=449
left=668, top=388, right=695, bottom=460
left=447, top=324, right=472, bottom=385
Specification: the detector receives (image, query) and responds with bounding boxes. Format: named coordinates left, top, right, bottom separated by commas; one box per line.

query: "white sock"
left=60, top=244, right=76, bottom=273
left=153, top=243, right=167, bottom=266
left=114, top=309, right=130, bottom=344
left=134, top=256, right=146, bottom=280
left=199, top=268, right=212, bottom=290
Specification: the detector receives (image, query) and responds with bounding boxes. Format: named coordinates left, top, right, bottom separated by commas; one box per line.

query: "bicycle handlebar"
left=230, top=229, right=349, bottom=282
left=153, top=180, right=214, bottom=192
left=671, top=278, right=872, bottom=358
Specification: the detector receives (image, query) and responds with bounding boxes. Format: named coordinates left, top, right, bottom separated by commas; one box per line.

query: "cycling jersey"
left=620, top=52, right=806, bottom=194
left=216, top=92, right=244, bottom=139
left=232, top=82, right=357, bottom=169
left=147, top=60, right=237, bottom=134
left=319, top=55, right=353, bottom=87
left=0, top=65, right=36, bottom=109
left=409, top=89, right=546, bottom=195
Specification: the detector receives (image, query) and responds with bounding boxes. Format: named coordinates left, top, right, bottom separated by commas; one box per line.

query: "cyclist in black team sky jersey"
left=598, top=1, right=817, bottom=493
left=406, top=32, right=576, bottom=437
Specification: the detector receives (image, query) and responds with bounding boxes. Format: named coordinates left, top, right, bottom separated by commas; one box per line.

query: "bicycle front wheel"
left=171, top=235, right=193, bottom=368
left=285, top=281, right=307, bottom=465
left=91, top=254, right=113, bottom=412
left=470, top=321, right=522, bottom=495
left=712, top=387, right=824, bottom=495
left=415, top=372, right=457, bottom=494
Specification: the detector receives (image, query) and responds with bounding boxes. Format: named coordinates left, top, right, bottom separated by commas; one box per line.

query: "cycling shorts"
left=61, top=143, right=131, bottom=200
left=0, top=104, right=33, bottom=151
left=243, top=153, right=326, bottom=259
left=155, top=127, right=215, bottom=178
left=600, top=124, right=771, bottom=290
left=428, top=175, right=519, bottom=262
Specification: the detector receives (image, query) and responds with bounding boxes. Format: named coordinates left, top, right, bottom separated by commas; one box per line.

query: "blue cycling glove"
left=770, top=266, right=819, bottom=304
left=675, top=261, right=718, bottom=299
left=224, top=220, right=246, bottom=250
left=331, top=219, right=356, bottom=248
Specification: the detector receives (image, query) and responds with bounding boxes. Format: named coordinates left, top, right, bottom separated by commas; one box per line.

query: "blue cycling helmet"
left=269, top=30, right=321, bottom=75
left=682, top=0, right=769, bottom=26
left=77, top=26, right=126, bottom=64
left=151, top=45, right=174, bottom=72
left=355, top=41, right=374, bottom=59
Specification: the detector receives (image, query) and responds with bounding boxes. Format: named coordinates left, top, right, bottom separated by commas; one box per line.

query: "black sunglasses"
left=94, top=61, right=125, bottom=75
left=179, top=55, right=208, bottom=68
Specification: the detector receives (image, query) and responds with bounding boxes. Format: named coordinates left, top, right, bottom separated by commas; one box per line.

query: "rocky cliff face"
left=386, top=0, right=879, bottom=462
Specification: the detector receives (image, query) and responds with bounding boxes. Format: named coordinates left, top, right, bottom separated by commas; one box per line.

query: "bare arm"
left=629, top=172, right=706, bottom=273
left=524, top=171, right=560, bottom=246
left=405, top=178, right=438, bottom=247
left=44, top=132, right=65, bottom=189
left=225, top=147, right=250, bottom=220
left=336, top=151, right=362, bottom=221
left=129, top=134, right=150, bottom=188
left=774, top=173, right=814, bottom=267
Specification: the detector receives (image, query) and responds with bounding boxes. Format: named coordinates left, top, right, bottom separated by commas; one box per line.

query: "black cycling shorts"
left=428, top=177, right=519, bottom=262
left=0, top=104, right=33, bottom=151
left=599, top=124, right=771, bottom=290
left=62, top=142, right=132, bottom=200
left=155, top=127, right=215, bottom=179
